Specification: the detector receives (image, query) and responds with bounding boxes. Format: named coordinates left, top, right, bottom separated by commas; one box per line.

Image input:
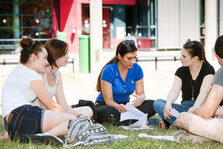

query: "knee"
left=95, top=106, right=118, bottom=123
left=176, top=112, right=185, bottom=127
left=77, top=106, right=93, bottom=119
left=176, top=112, right=192, bottom=130
left=85, top=106, right=93, bottom=119
left=95, top=106, right=104, bottom=115
left=153, top=99, right=165, bottom=110
left=95, top=106, right=113, bottom=117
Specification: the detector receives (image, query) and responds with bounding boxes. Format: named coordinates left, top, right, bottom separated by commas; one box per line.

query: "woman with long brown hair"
left=1, top=38, right=82, bottom=144
left=153, top=39, right=215, bottom=128
left=95, top=40, right=156, bottom=125
left=42, top=39, right=93, bottom=118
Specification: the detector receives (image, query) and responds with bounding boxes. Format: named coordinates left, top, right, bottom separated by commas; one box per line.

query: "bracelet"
left=166, top=100, right=172, bottom=106
left=77, top=114, right=83, bottom=118
left=138, top=94, right=146, bottom=101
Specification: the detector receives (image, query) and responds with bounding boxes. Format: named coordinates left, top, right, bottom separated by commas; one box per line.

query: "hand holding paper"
left=131, top=94, right=145, bottom=107
left=116, top=103, right=127, bottom=113
left=170, top=108, right=180, bottom=118
left=164, top=102, right=173, bottom=119
left=120, top=103, right=148, bottom=128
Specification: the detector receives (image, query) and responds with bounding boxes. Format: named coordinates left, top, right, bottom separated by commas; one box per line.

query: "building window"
left=200, top=0, right=205, bottom=45
left=0, top=0, right=59, bottom=41
left=137, top=1, right=149, bottom=38
left=149, top=0, right=156, bottom=39
left=126, top=0, right=156, bottom=39
left=82, top=5, right=90, bottom=35
left=137, top=0, right=157, bottom=48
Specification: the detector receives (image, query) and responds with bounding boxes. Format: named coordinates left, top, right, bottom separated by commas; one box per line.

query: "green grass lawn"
left=0, top=117, right=221, bottom=149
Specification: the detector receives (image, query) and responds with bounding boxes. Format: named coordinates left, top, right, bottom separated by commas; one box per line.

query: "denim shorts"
left=4, top=104, right=45, bottom=143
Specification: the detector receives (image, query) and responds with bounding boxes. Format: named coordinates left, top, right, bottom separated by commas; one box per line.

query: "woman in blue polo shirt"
left=95, top=40, right=156, bottom=125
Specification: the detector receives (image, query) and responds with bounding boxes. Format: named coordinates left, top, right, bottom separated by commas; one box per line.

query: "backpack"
left=64, top=116, right=114, bottom=147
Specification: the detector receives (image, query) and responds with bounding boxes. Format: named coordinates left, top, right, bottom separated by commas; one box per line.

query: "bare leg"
left=1, top=110, right=77, bottom=139
left=42, top=110, right=76, bottom=136
left=45, top=121, right=69, bottom=136
left=188, top=115, right=223, bottom=143
left=0, top=131, right=9, bottom=141
left=73, top=106, right=93, bottom=119
left=215, top=106, right=223, bottom=116
left=176, top=112, right=223, bottom=143
left=176, top=112, right=193, bottom=131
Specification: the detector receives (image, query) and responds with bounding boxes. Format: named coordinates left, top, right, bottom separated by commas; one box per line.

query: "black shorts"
left=4, top=104, right=45, bottom=143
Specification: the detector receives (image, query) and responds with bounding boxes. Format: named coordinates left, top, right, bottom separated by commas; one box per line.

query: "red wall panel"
left=60, top=0, right=136, bottom=53
left=75, top=0, right=135, bottom=5
left=60, top=0, right=82, bottom=53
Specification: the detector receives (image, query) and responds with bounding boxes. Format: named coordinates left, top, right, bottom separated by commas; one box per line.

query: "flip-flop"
left=159, top=120, right=166, bottom=129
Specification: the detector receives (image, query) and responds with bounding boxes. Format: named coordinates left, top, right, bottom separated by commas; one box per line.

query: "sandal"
left=148, top=118, right=172, bottom=129
left=159, top=120, right=166, bottom=129
left=162, top=119, right=173, bottom=129
left=148, top=118, right=166, bottom=128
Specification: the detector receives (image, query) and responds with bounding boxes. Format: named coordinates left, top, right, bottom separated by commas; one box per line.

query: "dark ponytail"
left=96, top=57, right=118, bottom=92
left=20, top=38, right=43, bottom=64
left=96, top=40, right=137, bottom=92
left=183, top=40, right=208, bottom=63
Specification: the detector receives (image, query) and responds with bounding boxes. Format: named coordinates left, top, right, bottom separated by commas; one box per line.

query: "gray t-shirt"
left=213, top=67, right=223, bottom=86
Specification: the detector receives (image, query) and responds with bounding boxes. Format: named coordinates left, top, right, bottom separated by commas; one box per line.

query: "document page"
left=120, top=103, right=149, bottom=128
left=170, top=108, right=180, bottom=118
left=138, top=133, right=176, bottom=141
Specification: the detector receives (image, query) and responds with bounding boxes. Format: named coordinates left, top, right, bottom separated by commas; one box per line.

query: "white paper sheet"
left=170, top=108, right=180, bottom=118
left=138, top=133, right=176, bottom=141
left=120, top=103, right=148, bottom=128
left=120, top=103, right=146, bottom=121
left=119, top=125, right=153, bottom=130
left=109, top=134, right=129, bottom=139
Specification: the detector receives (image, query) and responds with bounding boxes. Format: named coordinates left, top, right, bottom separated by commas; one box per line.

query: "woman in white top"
left=39, top=38, right=93, bottom=117
left=1, top=38, right=82, bottom=143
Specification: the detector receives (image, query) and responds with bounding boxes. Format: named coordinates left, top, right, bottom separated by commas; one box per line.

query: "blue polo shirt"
left=96, top=62, right=143, bottom=103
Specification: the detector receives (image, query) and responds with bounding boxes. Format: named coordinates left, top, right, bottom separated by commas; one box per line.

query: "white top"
left=1, top=65, right=42, bottom=118
left=43, top=71, right=58, bottom=97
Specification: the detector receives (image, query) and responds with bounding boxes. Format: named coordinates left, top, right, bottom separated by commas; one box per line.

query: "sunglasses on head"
left=187, top=39, right=194, bottom=47
left=30, top=41, right=39, bottom=51
left=122, top=40, right=135, bottom=45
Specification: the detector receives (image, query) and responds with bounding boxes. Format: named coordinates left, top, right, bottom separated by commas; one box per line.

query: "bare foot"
left=0, top=131, right=10, bottom=141
left=159, top=120, right=166, bottom=129
left=146, top=120, right=149, bottom=126
left=169, top=125, right=174, bottom=129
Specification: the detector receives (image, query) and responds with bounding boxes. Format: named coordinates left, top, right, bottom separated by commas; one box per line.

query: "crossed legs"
left=176, top=112, right=223, bottom=143
left=42, top=110, right=77, bottom=136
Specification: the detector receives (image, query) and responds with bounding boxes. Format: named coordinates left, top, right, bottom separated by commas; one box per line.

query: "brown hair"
left=19, top=38, right=43, bottom=64
left=44, top=39, right=68, bottom=67
left=214, top=35, right=223, bottom=58
left=96, top=40, right=137, bottom=92
left=183, top=40, right=208, bottom=63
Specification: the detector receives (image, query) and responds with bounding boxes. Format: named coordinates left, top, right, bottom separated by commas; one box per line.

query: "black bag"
left=71, top=99, right=97, bottom=121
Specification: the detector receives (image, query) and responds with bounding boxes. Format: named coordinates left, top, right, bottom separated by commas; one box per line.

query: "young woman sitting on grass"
left=33, top=38, right=93, bottom=118
left=95, top=40, right=157, bottom=126
left=153, top=39, right=215, bottom=128
left=1, top=38, right=84, bottom=144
